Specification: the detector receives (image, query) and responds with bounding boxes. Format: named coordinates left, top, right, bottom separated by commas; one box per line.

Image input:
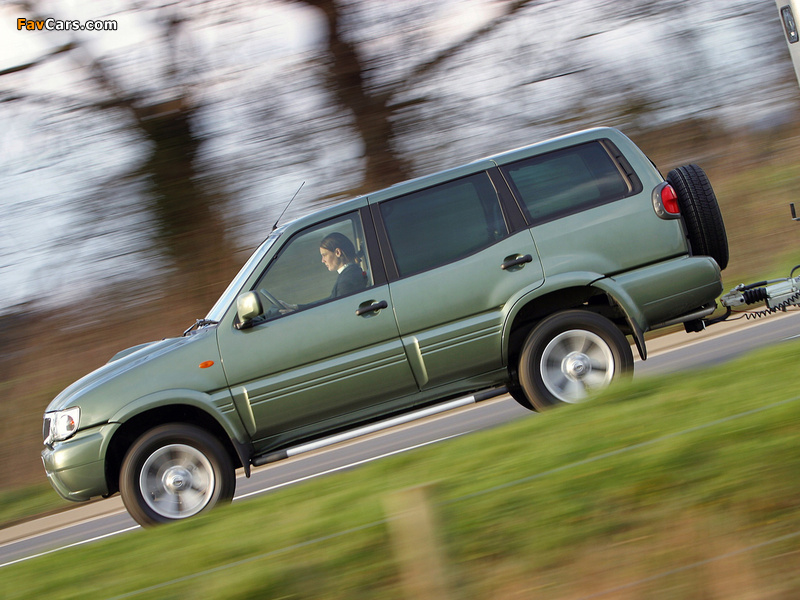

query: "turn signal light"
left=199, top=361, right=215, bottom=369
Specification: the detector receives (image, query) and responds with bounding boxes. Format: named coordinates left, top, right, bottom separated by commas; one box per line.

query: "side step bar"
left=252, top=387, right=507, bottom=467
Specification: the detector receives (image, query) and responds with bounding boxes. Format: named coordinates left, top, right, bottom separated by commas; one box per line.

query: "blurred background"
left=0, top=0, right=797, bottom=492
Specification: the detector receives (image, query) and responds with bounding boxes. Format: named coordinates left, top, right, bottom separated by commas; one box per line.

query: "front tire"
left=516, top=310, right=633, bottom=411
left=120, top=424, right=235, bottom=527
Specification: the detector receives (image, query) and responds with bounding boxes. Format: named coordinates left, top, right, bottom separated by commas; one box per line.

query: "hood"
left=45, top=327, right=227, bottom=427
left=108, top=341, right=160, bottom=363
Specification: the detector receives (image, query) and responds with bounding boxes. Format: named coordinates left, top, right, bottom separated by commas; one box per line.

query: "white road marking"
left=0, top=526, right=139, bottom=569
left=0, top=433, right=469, bottom=569
left=234, top=432, right=470, bottom=501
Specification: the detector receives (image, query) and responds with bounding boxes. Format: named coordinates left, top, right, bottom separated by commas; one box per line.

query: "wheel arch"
left=502, top=275, right=647, bottom=375
left=104, top=394, right=251, bottom=497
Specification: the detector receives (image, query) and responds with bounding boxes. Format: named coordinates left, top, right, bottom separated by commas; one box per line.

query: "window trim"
left=498, top=139, right=643, bottom=228
left=487, top=167, right=528, bottom=234
left=359, top=205, right=387, bottom=287
left=370, top=203, right=400, bottom=281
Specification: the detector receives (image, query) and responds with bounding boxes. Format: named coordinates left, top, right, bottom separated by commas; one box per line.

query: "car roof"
left=284, top=127, right=622, bottom=230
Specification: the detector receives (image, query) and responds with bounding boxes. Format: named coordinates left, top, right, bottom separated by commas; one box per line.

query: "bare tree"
left=1, top=0, right=793, bottom=307
left=3, top=1, right=239, bottom=303
left=285, top=0, right=546, bottom=191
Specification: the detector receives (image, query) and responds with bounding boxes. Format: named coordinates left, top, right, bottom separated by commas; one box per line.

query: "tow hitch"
left=712, top=203, right=800, bottom=322
left=720, top=275, right=800, bottom=319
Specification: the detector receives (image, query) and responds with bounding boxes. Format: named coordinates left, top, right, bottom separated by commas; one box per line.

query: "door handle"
left=356, top=300, right=388, bottom=316
left=501, top=254, right=533, bottom=270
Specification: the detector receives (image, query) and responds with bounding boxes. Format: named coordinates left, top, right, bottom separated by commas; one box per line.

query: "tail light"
left=653, top=183, right=681, bottom=219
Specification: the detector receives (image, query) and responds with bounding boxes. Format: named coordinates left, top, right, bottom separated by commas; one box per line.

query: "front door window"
left=254, top=213, right=373, bottom=320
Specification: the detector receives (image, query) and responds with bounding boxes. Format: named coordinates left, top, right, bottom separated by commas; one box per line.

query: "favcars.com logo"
left=17, top=18, right=118, bottom=31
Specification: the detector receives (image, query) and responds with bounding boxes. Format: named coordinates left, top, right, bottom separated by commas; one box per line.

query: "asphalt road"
left=2, top=310, right=799, bottom=568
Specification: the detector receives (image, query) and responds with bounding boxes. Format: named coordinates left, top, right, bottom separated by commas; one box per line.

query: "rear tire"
left=120, top=424, right=235, bottom=527
left=666, top=164, right=728, bottom=270
left=516, top=310, right=633, bottom=411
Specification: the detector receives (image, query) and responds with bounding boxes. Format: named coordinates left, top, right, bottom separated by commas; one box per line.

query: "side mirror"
left=235, top=292, right=263, bottom=329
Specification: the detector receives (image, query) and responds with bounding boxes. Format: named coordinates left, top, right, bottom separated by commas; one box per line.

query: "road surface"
left=2, top=310, right=799, bottom=568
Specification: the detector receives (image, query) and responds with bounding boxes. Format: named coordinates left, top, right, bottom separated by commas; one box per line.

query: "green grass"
left=0, top=484, right=73, bottom=527
left=2, top=340, right=800, bottom=599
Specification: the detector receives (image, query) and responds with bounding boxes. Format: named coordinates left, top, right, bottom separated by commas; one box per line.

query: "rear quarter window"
left=501, top=141, right=634, bottom=225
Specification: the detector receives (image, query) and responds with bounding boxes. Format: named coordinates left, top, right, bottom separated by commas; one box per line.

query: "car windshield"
left=204, top=226, right=286, bottom=323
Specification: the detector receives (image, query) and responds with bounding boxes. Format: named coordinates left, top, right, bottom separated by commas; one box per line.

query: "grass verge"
left=2, top=341, right=800, bottom=599
left=0, top=484, right=73, bottom=528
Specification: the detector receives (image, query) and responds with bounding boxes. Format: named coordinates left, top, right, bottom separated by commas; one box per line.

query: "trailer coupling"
left=719, top=275, right=800, bottom=319
left=714, top=203, right=800, bottom=321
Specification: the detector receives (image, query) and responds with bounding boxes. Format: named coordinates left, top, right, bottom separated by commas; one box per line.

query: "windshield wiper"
left=183, top=318, right=219, bottom=336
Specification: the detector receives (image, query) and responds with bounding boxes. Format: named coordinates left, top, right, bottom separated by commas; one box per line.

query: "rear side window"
left=501, top=141, right=632, bottom=225
left=378, top=172, right=507, bottom=278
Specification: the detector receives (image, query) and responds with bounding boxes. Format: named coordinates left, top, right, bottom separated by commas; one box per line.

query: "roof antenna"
left=273, top=181, right=305, bottom=231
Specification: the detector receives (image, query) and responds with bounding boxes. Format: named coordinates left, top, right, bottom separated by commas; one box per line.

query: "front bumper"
left=41, top=423, right=118, bottom=502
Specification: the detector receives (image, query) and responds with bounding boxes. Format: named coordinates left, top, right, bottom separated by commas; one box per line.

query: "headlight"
left=43, top=407, right=81, bottom=445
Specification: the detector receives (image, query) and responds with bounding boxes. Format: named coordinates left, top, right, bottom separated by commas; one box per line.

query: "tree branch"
left=0, top=42, right=77, bottom=77
left=397, top=0, right=542, bottom=93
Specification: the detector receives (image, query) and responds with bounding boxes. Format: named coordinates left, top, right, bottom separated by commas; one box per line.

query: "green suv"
left=42, top=127, right=727, bottom=526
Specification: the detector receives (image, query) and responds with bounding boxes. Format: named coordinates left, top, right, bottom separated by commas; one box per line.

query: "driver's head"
left=319, top=233, right=356, bottom=271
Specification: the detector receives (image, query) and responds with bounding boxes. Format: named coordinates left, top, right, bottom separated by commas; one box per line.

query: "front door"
left=217, top=212, right=418, bottom=450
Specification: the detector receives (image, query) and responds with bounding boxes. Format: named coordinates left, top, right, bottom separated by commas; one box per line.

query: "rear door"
left=371, top=169, right=544, bottom=390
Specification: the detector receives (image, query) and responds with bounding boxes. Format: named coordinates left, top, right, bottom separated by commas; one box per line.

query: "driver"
left=318, top=233, right=367, bottom=298
left=279, top=233, right=367, bottom=313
